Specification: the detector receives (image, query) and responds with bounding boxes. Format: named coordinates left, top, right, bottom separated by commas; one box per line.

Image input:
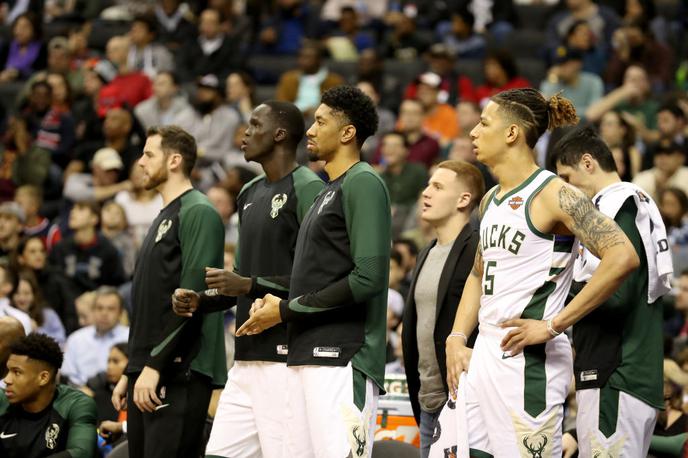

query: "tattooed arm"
left=500, top=180, right=639, bottom=355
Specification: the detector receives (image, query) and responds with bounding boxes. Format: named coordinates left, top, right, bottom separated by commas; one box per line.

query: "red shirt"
left=470, top=77, right=531, bottom=105
left=97, top=72, right=152, bottom=117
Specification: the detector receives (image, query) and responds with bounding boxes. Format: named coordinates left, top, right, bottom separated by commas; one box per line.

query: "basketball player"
left=443, top=89, right=640, bottom=456
left=554, top=126, right=671, bottom=457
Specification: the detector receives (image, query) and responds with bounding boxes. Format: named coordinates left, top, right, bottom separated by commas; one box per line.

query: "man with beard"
left=172, top=74, right=240, bottom=168
left=238, top=86, right=391, bottom=458
left=172, top=100, right=323, bottom=457
left=111, top=126, right=226, bottom=458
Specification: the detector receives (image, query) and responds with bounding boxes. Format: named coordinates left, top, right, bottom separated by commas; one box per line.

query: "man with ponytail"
left=442, top=88, right=640, bottom=457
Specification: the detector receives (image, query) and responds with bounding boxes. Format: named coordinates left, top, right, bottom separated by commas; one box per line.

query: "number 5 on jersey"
left=484, top=260, right=496, bottom=295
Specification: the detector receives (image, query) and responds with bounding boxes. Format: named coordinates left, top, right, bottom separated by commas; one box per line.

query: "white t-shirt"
left=0, top=298, right=32, bottom=335
left=115, top=191, right=164, bottom=248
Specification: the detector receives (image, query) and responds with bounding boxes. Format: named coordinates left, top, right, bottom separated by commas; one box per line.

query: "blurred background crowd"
left=0, top=0, right=688, bottom=453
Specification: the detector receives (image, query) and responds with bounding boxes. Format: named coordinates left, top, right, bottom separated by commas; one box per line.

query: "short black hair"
left=390, top=249, right=403, bottom=267
left=321, top=85, right=379, bottom=148
left=393, top=238, right=419, bottom=257
left=553, top=126, right=617, bottom=173
left=112, top=341, right=129, bottom=358
left=30, top=80, right=52, bottom=94
left=383, top=130, right=410, bottom=149
left=133, top=14, right=158, bottom=36
left=262, top=100, right=305, bottom=150
left=658, top=102, right=685, bottom=120
left=147, top=125, right=197, bottom=177
left=10, top=333, right=63, bottom=378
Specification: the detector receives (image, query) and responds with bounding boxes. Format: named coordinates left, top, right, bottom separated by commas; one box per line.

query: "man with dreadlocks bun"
left=439, top=88, right=640, bottom=457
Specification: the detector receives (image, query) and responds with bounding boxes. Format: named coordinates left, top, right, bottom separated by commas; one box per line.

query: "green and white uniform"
left=573, top=182, right=667, bottom=458
left=466, top=169, right=576, bottom=457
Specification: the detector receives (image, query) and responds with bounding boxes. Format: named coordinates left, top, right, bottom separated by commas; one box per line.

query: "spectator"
left=447, top=136, right=498, bottom=191
left=630, top=102, right=687, bottom=160
left=633, top=140, right=688, bottom=202
left=177, top=8, right=241, bottom=82
left=0, top=316, right=24, bottom=380
left=206, top=185, right=235, bottom=243
left=14, top=185, right=50, bottom=241
left=64, top=147, right=132, bottom=204
left=653, top=380, right=688, bottom=444
left=374, top=98, right=440, bottom=168
left=564, top=19, right=607, bottom=76
left=470, top=50, right=530, bottom=106
left=0, top=334, right=97, bottom=458
left=62, top=286, right=129, bottom=386
left=154, top=0, right=197, bottom=52
left=324, top=6, right=374, bottom=59
left=380, top=131, right=428, bottom=236
left=32, top=72, right=76, bottom=170
left=82, top=342, right=128, bottom=423
left=659, top=188, right=688, bottom=273
left=320, top=0, right=387, bottom=23
left=404, top=43, right=475, bottom=106
left=0, top=266, right=32, bottom=335
left=599, top=110, right=641, bottom=181
left=355, top=48, right=402, bottom=111
left=12, top=236, right=79, bottom=333
left=438, top=7, right=486, bottom=59
left=134, top=71, right=189, bottom=130
left=74, top=290, right=97, bottom=328
left=357, top=80, right=395, bottom=160
left=114, top=164, right=163, bottom=249
left=546, top=0, right=621, bottom=52
left=225, top=71, right=256, bottom=123
left=48, top=201, right=126, bottom=294
left=256, top=0, right=317, bottom=55
left=275, top=41, right=345, bottom=116
left=127, top=14, right=174, bottom=80
left=456, top=101, right=481, bottom=137
left=0, top=12, right=46, bottom=83
left=415, top=72, right=460, bottom=147
left=100, top=201, right=136, bottom=278
left=18, top=80, right=52, bottom=139
left=96, top=36, right=153, bottom=117
left=586, top=64, right=658, bottom=129
left=540, top=46, right=604, bottom=116
left=10, top=268, right=65, bottom=346
left=72, top=65, right=106, bottom=145
left=379, top=5, right=431, bottom=60
left=172, top=74, right=241, bottom=168
left=606, top=18, right=673, bottom=90
left=623, top=0, right=669, bottom=44
left=0, top=201, right=25, bottom=264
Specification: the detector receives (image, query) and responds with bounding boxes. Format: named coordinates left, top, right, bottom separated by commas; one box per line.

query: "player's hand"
left=499, top=319, right=552, bottom=355
left=133, top=366, right=162, bottom=413
left=236, top=294, right=282, bottom=336
left=445, top=337, right=472, bottom=399
left=205, top=267, right=252, bottom=296
left=562, top=432, right=578, bottom=458
left=172, top=288, right=199, bottom=317
left=99, top=420, right=123, bottom=436
left=111, top=374, right=128, bottom=411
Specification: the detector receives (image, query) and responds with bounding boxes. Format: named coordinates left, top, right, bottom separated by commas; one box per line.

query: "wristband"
left=204, top=288, right=220, bottom=297
left=546, top=319, right=561, bottom=337
left=447, top=332, right=468, bottom=344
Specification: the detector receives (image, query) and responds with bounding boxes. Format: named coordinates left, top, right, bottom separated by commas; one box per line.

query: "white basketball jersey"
left=479, top=169, right=578, bottom=327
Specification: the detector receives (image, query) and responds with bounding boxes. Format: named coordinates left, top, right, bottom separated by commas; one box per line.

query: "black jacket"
left=401, top=223, right=478, bottom=424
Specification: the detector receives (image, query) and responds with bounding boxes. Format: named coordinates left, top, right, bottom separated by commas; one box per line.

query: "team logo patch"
left=155, top=219, right=172, bottom=243
left=45, top=423, right=60, bottom=449
left=270, top=193, right=288, bottom=219
left=590, top=432, right=626, bottom=457
left=511, top=409, right=558, bottom=458
left=318, top=191, right=336, bottom=214
left=341, top=403, right=371, bottom=458
left=508, top=196, right=524, bottom=210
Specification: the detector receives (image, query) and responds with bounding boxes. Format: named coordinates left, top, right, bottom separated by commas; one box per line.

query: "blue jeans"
left=419, top=409, right=442, bottom=458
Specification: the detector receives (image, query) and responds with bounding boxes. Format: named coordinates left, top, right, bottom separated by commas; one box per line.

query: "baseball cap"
left=0, top=202, right=26, bottom=224
left=428, top=43, right=455, bottom=59
left=551, top=46, right=583, bottom=65
left=418, top=72, right=442, bottom=89
left=197, top=74, right=221, bottom=91
left=92, top=147, right=124, bottom=171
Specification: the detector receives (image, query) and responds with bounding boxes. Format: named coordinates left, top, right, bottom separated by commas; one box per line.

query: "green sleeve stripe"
left=288, top=297, right=328, bottom=314
left=256, top=277, right=289, bottom=292
left=292, top=166, right=325, bottom=223
left=469, top=448, right=495, bottom=458
left=237, top=174, right=265, bottom=200
left=525, top=175, right=557, bottom=241
left=150, top=322, right=186, bottom=356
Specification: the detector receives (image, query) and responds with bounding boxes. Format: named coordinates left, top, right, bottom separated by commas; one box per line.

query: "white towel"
left=573, top=181, right=673, bottom=303
left=429, top=373, right=470, bottom=458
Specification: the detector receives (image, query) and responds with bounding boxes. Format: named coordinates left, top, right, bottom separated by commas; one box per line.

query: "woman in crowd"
left=0, top=12, right=46, bottom=83
left=599, top=110, right=641, bottom=181
left=11, top=268, right=66, bottom=346
left=82, top=342, right=129, bottom=423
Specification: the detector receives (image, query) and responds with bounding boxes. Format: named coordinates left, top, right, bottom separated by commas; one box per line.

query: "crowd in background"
left=1, top=0, right=688, bottom=452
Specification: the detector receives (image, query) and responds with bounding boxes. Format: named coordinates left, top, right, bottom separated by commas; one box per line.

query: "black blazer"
left=401, top=222, right=479, bottom=424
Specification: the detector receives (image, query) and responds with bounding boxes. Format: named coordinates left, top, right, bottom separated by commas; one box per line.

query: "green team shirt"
left=573, top=197, right=663, bottom=409
left=0, top=384, right=97, bottom=458
left=200, top=166, right=324, bottom=362
left=128, top=189, right=227, bottom=387
left=279, top=161, right=392, bottom=390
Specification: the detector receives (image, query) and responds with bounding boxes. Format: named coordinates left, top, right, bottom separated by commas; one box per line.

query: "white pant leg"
left=284, top=364, right=378, bottom=458
left=576, top=388, right=658, bottom=458
left=205, top=361, right=289, bottom=458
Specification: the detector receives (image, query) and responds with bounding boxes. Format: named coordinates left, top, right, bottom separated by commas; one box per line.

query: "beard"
left=193, top=100, right=216, bottom=115
left=143, top=166, right=168, bottom=191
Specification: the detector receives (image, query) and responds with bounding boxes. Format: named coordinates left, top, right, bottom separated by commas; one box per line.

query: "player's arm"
left=48, top=395, right=97, bottom=458
left=501, top=181, right=639, bottom=354
left=278, top=172, right=390, bottom=322
left=147, top=203, right=225, bottom=372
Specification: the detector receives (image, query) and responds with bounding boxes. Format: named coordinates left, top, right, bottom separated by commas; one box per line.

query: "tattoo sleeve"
left=471, top=244, right=483, bottom=278
left=558, top=184, right=626, bottom=258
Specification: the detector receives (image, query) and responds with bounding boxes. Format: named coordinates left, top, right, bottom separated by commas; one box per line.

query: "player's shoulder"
left=237, top=174, right=266, bottom=200
left=53, top=385, right=97, bottom=419
left=292, top=166, right=324, bottom=187
left=0, top=390, right=8, bottom=415
left=342, top=162, right=386, bottom=190
left=180, top=190, right=220, bottom=216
